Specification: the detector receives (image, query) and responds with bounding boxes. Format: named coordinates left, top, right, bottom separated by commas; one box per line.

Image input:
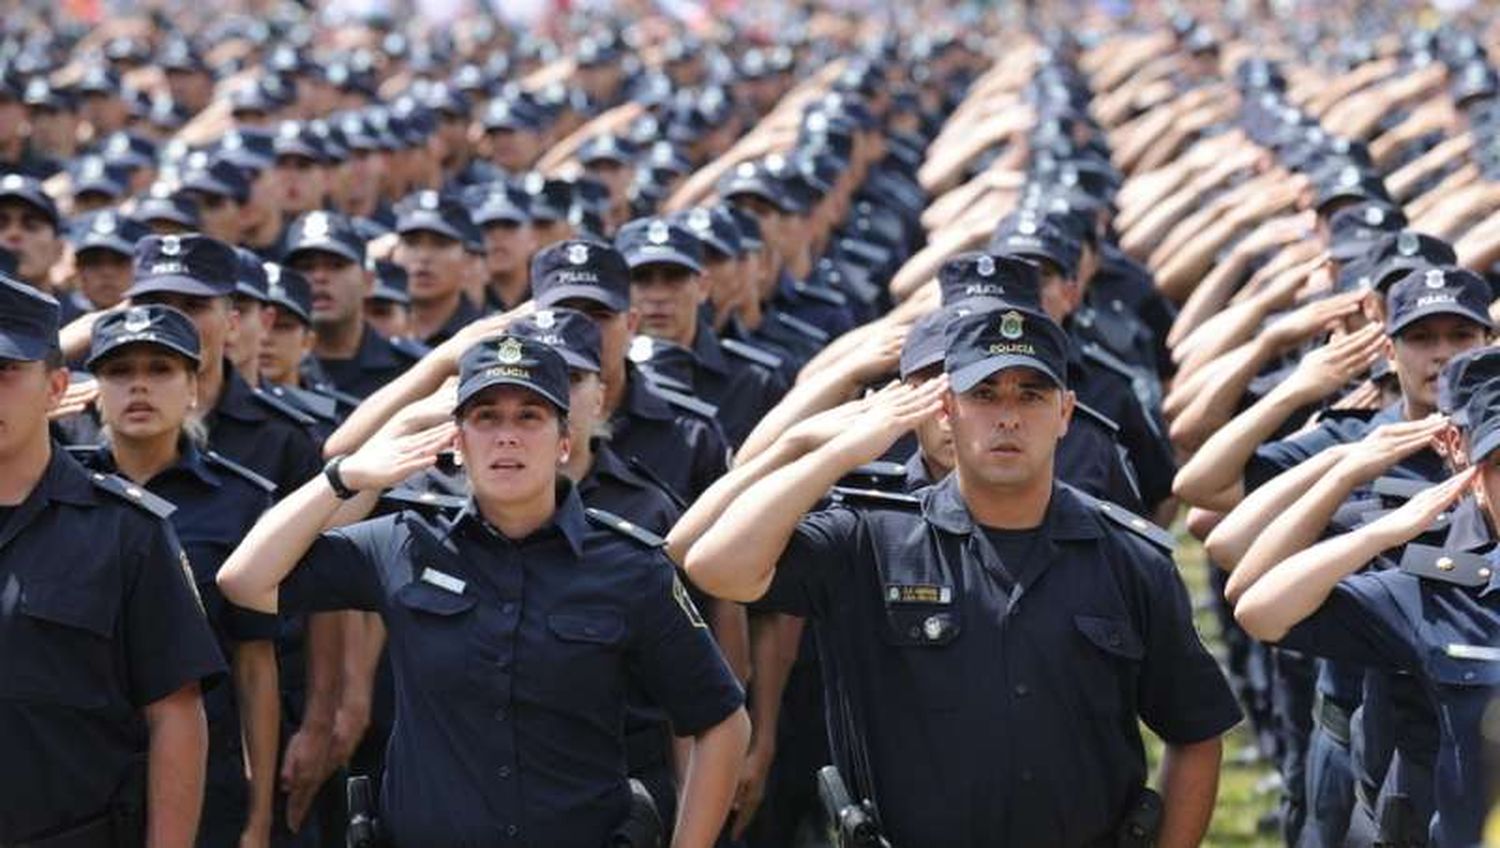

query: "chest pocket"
left=2, top=579, right=121, bottom=709
left=1428, top=650, right=1500, bottom=689
left=1072, top=614, right=1145, bottom=717
left=392, top=581, right=477, bottom=693
left=871, top=543, right=963, bottom=711
left=539, top=609, right=626, bottom=698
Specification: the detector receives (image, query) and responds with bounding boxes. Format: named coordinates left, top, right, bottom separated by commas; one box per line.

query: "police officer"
left=616, top=216, right=786, bottom=448
left=683, top=304, right=1242, bottom=847
left=283, top=211, right=424, bottom=400
left=0, top=273, right=225, bottom=847
left=80, top=304, right=281, bottom=848
left=0, top=174, right=76, bottom=321
left=258, top=263, right=347, bottom=437
left=390, top=191, right=485, bottom=347
left=217, top=334, right=751, bottom=848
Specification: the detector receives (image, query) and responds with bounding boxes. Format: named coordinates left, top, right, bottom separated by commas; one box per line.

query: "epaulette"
left=311, top=382, right=363, bottom=410
left=250, top=386, right=317, bottom=426
left=837, top=461, right=910, bottom=493
left=1091, top=496, right=1175, bottom=553
left=382, top=487, right=468, bottom=512
left=263, top=384, right=339, bottom=423
left=836, top=237, right=892, bottom=268
left=625, top=456, right=688, bottom=510
left=203, top=450, right=276, bottom=493
left=1081, top=342, right=1143, bottom=384
left=1072, top=400, right=1121, bottom=435
left=88, top=471, right=176, bottom=518
left=773, top=311, right=831, bottom=343
left=1399, top=543, right=1492, bottom=588
left=585, top=506, right=667, bottom=548
left=792, top=282, right=848, bottom=307
left=389, top=336, right=431, bottom=361
left=649, top=382, right=721, bottom=420
left=829, top=486, right=922, bottom=509
left=721, top=338, right=785, bottom=371
left=1371, top=476, right=1429, bottom=501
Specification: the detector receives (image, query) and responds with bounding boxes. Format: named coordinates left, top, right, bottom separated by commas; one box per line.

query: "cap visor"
left=368, top=287, right=410, bottom=304
left=1387, top=305, right=1494, bottom=337
left=556, top=350, right=601, bottom=372
left=0, top=337, right=51, bottom=361
left=455, top=376, right=569, bottom=413
left=76, top=237, right=135, bottom=257
left=949, top=355, right=1065, bottom=393
left=396, top=217, right=463, bottom=243
left=86, top=337, right=200, bottom=370
left=1469, top=426, right=1500, bottom=464
left=284, top=240, right=362, bottom=265
left=624, top=250, right=703, bottom=275
left=128, top=276, right=233, bottom=299
left=535, top=283, right=628, bottom=313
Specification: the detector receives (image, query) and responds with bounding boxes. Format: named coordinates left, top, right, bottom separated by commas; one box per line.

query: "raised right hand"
left=1281, top=323, right=1386, bottom=402
left=823, top=376, right=949, bottom=469
left=338, top=420, right=457, bottom=492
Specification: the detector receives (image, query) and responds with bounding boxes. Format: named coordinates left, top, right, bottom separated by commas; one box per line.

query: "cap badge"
left=1, top=174, right=25, bottom=191
left=96, top=214, right=116, bottom=234
left=567, top=243, right=589, bottom=265
left=496, top=337, right=525, bottom=364
left=647, top=220, right=671, bottom=245
left=687, top=208, right=712, bottom=232
left=1364, top=207, right=1384, bottom=225
left=629, top=335, right=654, bottom=363
left=534, top=309, right=555, bottom=329
left=976, top=255, right=996, bottom=278
left=302, top=211, right=331, bottom=239
left=523, top=172, right=544, bottom=194
left=419, top=191, right=440, bottom=211
left=1017, top=218, right=1038, bottom=236
left=1397, top=232, right=1419, bottom=256
left=160, top=235, right=183, bottom=257
left=1000, top=310, right=1025, bottom=341
left=735, top=161, right=757, bottom=178
left=265, top=263, right=282, bottom=285
left=1425, top=269, right=1446, bottom=289
left=123, top=307, right=152, bottom=333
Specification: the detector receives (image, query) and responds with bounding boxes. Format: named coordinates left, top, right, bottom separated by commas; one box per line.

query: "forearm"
left=145, top=685, right=208, bottom=848
left=1168, top=250, right=1250, bottom=348
left=747, top=613, right=801, bottom=750
left=299, top=613, right=346, bottom=736
left=1234, top=523, right=1393, bottom=641
left=323, top=355, right=452, bottom=457
left=218, top=475, right=347, bottom=613
left=1205, top=447, right=1345, bottom=572
left=667, top=439, right=803, bottom=565
left=686, top=438, right=859, bottom=602
left=1154, top=216, right=1245, bottom=304
left=671, top=709, right=752, bottom=848
left=1173, top=386, right=1310, bottom=508
left=332, top=614, right=385, bottom=762
left=1170, top=337, right=1276, bottom=453
left=1156, top=737, right=1223, bottom=848
left=233, top=642, right=280, bottom=833
left=710, top=601, right=751, bottom=684
left=1225, top=460, right=1363, bottom=602
left=737, top=366, right=864, bottom=463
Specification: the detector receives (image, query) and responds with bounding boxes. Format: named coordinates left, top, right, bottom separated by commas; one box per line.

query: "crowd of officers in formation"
left=2, top=1, right=1500, bottom=847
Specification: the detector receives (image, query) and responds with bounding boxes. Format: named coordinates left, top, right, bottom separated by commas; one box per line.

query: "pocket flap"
left=21, top=581, right=118, bottom=637
left=395, top=581, right=477, bottom=616
left=1075, top=614, right=1144, bottom=661
left=547, top=610, right=625, bottom=645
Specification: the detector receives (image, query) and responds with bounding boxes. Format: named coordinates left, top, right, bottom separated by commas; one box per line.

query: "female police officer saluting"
left=218, top=334, right=749, bottom=848
left=78, top=304, right=280, bottom=848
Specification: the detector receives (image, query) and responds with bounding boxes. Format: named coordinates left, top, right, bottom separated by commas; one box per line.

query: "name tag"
left=420, top=568, right=466, bottom=595
left=885, top=584, right=952, bottom=605
left=1444, top=644, right=1500, bottom=662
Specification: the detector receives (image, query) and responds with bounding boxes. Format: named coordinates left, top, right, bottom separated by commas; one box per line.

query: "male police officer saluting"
left=684, top=303, right=1242, bottom=847
left=218, top=334, right=749, bottom=848
left=0, top=273, right=225, bottom=847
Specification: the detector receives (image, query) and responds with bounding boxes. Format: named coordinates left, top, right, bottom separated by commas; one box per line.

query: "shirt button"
left=493, top=708, right=507, bottom=722
left=1108, top=633, right=1123, bottom=648
left=1013, top=683, right=1030, bottom=697
left=1021, top=769, right=1034, bottom=782
left=506, top=825, right=519, bottom=837
left=501, top=602, right=517, bottom=614
left=499, top=766, right=512, bottom=779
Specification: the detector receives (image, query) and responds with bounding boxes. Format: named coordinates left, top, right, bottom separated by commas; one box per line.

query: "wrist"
left=322, top=456, right=361, bottom=499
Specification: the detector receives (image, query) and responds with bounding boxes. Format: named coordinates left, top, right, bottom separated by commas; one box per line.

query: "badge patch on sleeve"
left=673, top=575, right=708, bottom=629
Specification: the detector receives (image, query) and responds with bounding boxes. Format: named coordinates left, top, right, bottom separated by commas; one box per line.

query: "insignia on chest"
left=885, top=584, right=952, bottom=605
left=420, top=567, right=467, bottom=595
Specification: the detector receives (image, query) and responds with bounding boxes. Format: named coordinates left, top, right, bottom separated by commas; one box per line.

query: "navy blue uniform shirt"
left=1248, top=402, right=1445, bottom=493
left=204, top=361, right=323, bottom=497
left=607, top=362, right=730, bottom=502
left=578, top=441, right=682, bottom=536
left=314, top=324, right=423, bottom=400
left=278, top=482, right=743, bottom=848
left=759, top=475, right=1241, bottom=847
left=683, top=318, right=787, bottom=448
left=0, top=446, right=225, bottom=843
left=423, top=295, right=484, bottom=348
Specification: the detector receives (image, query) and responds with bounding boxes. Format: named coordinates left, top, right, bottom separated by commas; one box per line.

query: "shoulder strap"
left=1072, top=400, right=1121, bottom=435
left=649, top=382, right=722, bottom=420
left=1399, top=543, right=1491, bottom=588
left=250, top=386, right=317, bottom=426
left=1086, top=493, right=1175, bottom=553
left=203, top=451, right=277, bottom=493
left=720, top=338, right=785, bottom=371
left=88, top=471, right=176, bottom=518
left=829, top=486, right=922, bottom=510
left=584, top=507, right=668, bottom=548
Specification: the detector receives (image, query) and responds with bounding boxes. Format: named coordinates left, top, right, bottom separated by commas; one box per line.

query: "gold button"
left=1436, top=557, right=1455, bottom=572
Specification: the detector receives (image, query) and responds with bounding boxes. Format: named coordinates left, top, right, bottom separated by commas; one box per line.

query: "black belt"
left=4, top=813, right=118, bottom=848
left=1314, top=691, right=1353, bottom=747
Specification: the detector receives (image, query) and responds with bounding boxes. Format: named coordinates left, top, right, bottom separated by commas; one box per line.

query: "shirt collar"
left=689, top=317, right=732, bottom=376
left=449, top=478, right=588, bottom=559
left=213, top=360, right=269, bottom=423
left=91, top=438, right=222, bottom=489
left=40, top=443, right=99, bottom=507
left=921, top=474, right=1101, bottom=541
left=355, top=324, right=404, bottom=370
left=903, top=449, right=936, bottom=491
left=616, top=363, right=676, bottom=422
left=435, top=295, right=483, bottom=344
left=1445, top=496, right=1494, bottom=553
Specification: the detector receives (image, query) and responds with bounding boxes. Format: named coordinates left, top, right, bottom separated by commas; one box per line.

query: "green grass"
left=1157, top=527, right=1281, bottom=846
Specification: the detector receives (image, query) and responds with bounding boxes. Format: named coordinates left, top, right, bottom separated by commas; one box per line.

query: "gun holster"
left=346, top=776, right=388, bottom=848
left=817, top=765, right=890, bottom=848
left=606, top=779, right=663, bottom=848
left=1116, top=787, right=1163, bottom=848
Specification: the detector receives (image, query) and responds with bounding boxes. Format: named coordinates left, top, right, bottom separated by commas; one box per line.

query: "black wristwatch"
left=323, top=455, right=359, bottom=500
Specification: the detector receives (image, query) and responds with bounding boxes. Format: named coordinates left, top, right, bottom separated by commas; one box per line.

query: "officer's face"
left=947, top=369, right=1074, bottom=489
left=291, top=251, right=371, bottom=326
left=133, top=293, right=236, bottom=371
left=0, top=97, right=24, bottom=142
left=345, top=150, right=379, bottom=211
left=276, top=156, right=327, bottom=214
left=704, top=254, right=744, bottom=315
left=1390, top=316, right=1490, bottom=416
left=185, top=191, right=243, bottom=243
left=908, top=369, right=956, bottom=478
left=0, top=358, right=67, bottom=459
left=259, top=307, right=313, bottom=385
left=1034, top=262, right=1080, bottom=322
left=30, top=108, right=79, bottom=153
left=486, top=128, right=540, bottom=172
left=364, top=299, right=409, bottom=339
left=584, top=161, right=633, bottom=209
left=76, top=249, right=133, bottom=309
left=0, top=200, right=61, bottom=285
left=93, top=348, right=197, bottom=441
left=630, top=264, right=705, bottom=348
left=482, top=221, right=536, bottom=278
left=80, top=92, right=127, bottom=135
left=394, top=231, right=467, bottom=305
left=556, top=298, right=636, bottom=385
left=566, top=371, right=604, bottom=446
left=457, top=386, right=569, bottom=505
left=247, top=166, right=282, bottom=217
left=227, top=296, right=274, bottom=375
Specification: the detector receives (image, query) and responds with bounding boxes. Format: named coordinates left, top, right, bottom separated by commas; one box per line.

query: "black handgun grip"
left=346, top=776, right=381, bottom=848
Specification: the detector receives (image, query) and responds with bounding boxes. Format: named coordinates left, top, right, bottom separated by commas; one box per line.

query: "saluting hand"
left=48, top=377, right=99, bottom=420
left=1333, top=415, right=1450, bottom=485
left=1366, top=467, right=1479, bottom=547
left=822, top=376, right=949, bottom=469
left=1281, top=323, right=1386, bottom=403
left=338, top=420, right=458, bottom=493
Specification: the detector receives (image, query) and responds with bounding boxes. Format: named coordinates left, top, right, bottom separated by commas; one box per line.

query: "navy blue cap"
left=509, top=307, right=602, bottom=372
left=131, top=184, right=200, bottom=229
left=945, top=304, right=1070, bottom=391
left=989, top=214, right=1080, bottom=279
left=424, top=83, right=472, bottom=118
left=0, top=173, right=60, bottom=229
left=334, top=112, right=382, bottom=152
left=76, top=65, right=122, bottom=95
left=233, top=247, right=270, bottom=302
left=470, top=185, right=531, bottom=227
left=672, top=206, right=741, bottom=259
left=481, top=97, right=544, bottom=132
left=615, top=217, right=704, bottom=274
left=718, top=160, right=794, bottom=212
left=1313, top=164, right=1390, bottom=211
left=86, top=304, right=201, bottom=369
left=274, top=121, right=326, bottom=162
left=531, top=239, right=631, bottom=312
left=283, top=210, right=367, bottom=266
left=1328, top=200, right=1406, bottom=261
left=216, top=128, right=276, bottom=170
left=129, top=233, right=238, bottom=299
left=1385, top=265, right=1495, bottom=337
left=395, top=190, right=477, bottom=245
left=724, top=205, right=763, bottom=250
left=578, top=133, right=638, bottom=167
left=265, top=263, right=313, bottom=324
left=71, top=211, right=149, bottom=257
left=939, top=252, right=1045, bottom=308
left=70, top=156, right=130, bottom=199
left=1462, top=377, right=1500, bottom=463
left=1369, top=231, right=1458, bottom=292
left=0, top=272, right=60, bottom=361
left=456, top=334, right=571, bottom=412
left=900, top=307, right=952, bottom=378
left=522, top=174, right=573, bottom=223
left=369, top=260, right=410, bottom=304
left=98, top=131, right=157, bottom=171
left=179, top=157, right=250, bottom=204
left=22, top=77, right=75, bottom=111
left=1439, top=347, right=1500, bottom=425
